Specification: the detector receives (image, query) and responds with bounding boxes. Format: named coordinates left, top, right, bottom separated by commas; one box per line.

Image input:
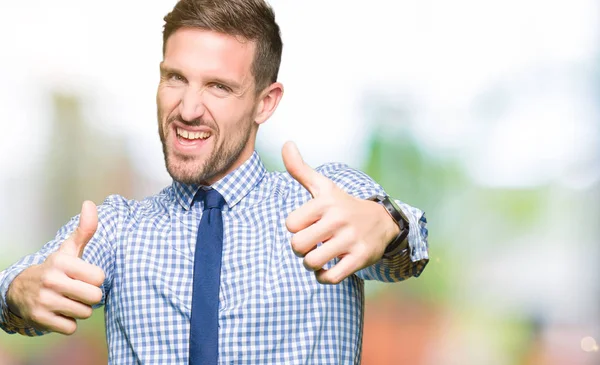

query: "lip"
left=169, top=121, right=214, bottom=155
left=170, top=120, right=214, bottom=133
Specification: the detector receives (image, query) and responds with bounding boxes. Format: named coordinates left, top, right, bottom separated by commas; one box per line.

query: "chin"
left=166, top=155, right=206, bottom=185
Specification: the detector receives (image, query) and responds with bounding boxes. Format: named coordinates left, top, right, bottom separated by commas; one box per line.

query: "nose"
left=179, top=87, right=206, bottom=122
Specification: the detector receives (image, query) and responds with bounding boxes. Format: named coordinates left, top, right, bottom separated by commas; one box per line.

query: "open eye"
left=168, top=73, right=186, bottom=83
left=212, top=83, right=230, bottom=91
left=208, top=83, right=232, bottom=97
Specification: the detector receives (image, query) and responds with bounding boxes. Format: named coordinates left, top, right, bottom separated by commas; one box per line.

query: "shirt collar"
left=172, top=151, right=267, bottom=210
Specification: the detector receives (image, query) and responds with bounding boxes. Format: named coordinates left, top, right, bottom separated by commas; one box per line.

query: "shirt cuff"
left=386, top=202, right=429, bottom=276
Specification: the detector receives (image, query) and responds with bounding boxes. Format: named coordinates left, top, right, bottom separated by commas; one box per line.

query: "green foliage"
left=362, top=127, right=465, bottom=300
left=363, top=126, right=466, bottom=209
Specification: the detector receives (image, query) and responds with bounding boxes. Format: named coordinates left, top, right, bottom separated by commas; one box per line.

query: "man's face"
left=157, top=27, right=260, bottom=186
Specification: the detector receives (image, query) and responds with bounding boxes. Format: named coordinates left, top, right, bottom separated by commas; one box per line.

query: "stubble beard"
left=159, top=114, right=255, bottom=186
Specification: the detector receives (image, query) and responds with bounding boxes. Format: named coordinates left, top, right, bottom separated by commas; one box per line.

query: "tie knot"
left=199, top=189, right=225, bottom=210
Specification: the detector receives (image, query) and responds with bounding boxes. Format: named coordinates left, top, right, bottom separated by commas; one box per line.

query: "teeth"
left=177, top=127, right=210, bottom=140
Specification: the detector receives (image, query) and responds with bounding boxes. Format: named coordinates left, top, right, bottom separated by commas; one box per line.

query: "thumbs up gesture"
left=282, top=142, right=401, bottom=284
left=6, top=201, right=106, bottom=335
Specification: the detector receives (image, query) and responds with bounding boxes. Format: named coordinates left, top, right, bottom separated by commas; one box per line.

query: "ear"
left=254, top=82, right=284, bottom=125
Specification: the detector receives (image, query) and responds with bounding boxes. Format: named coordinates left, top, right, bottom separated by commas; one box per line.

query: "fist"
left=6, top=201, right=106, bottom=335
left=282, top=142, right=399, bottom=284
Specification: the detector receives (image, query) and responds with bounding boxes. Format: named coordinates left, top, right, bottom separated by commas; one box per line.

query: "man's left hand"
left=282, top=141, right=400, bottom=284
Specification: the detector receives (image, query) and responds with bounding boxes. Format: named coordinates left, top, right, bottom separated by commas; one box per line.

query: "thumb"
left=282, top=141, right=328, bottom=197
left=59, top=200, right=98, bottom=258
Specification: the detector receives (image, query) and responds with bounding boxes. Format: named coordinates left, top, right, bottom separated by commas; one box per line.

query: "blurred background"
left=0, top=0, right=598, bottom=364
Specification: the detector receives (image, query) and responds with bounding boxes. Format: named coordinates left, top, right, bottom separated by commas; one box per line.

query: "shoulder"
left=268, top=162, right=384, bottom=199
left=316, top=163, right=384, bottom=197
left=315, top=162, right=375, bottom=185
left=99, top=186, right=172, bottom=223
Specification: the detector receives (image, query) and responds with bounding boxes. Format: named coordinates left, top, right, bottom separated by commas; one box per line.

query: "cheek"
left=157, top=85, right=183, bottom=118
left=208, top=99, right=256, bottom=131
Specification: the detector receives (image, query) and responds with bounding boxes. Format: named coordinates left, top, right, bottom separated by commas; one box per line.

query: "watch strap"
left=367, top=194, right=409, bottom=255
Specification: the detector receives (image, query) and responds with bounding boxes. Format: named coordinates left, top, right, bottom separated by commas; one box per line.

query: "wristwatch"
left=367, top=194, right=410, bottom=253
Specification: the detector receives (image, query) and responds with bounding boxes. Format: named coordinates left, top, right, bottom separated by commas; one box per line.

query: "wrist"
left=367, top=194, right=409, bottom=255
left=381, top=205, right=401, bottom=247
left=4, top=265, right=39, bottom=320
left=6, top=278, right=24, bottom=320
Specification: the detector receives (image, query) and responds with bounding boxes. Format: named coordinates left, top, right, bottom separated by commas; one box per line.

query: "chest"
left=112, top=198, right=314, bottom=312
left=106, top=198, right=364, bottom=363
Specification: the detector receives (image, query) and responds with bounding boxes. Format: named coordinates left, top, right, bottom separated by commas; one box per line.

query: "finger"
left=290, top=219, right=335, bottom=257
left=63, top=259, right=106, bottom=288
left=34, top=312, right=78, bottom=336
left=54, top=297, right=94, bottom=320
left=59, top=201, right=98, bottom=258
left=302, top=236, right=346, bottom=271
left=282, top=141, right=331, bottom=197
left=286, top=198, right=323, bottom=233
left=55, top=277, right=104, bottom=306
left=314, top=254, right=362, bottom=285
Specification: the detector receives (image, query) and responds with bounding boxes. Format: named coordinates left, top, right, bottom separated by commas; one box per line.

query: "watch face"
left=386, top=196, right=401, bottom=212
left=367, top=194, right=409, bottom=232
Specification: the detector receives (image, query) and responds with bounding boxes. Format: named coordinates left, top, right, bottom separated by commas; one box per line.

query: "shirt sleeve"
left=0, top=202, right=119, bottom=336
left=356, top=201, right=429, bottom=282
left=315, top=163, right=429, bottom=283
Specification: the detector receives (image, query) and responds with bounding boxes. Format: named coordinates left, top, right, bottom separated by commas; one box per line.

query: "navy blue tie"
left=189, top=188, right=225, bottom=365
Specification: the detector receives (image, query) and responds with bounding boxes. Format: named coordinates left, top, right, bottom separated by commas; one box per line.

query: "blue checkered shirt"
left=0, top=151, right=429, bottom=364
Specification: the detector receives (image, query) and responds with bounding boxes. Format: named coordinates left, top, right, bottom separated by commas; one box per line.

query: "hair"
left=162, top=0, right=283, bottom=93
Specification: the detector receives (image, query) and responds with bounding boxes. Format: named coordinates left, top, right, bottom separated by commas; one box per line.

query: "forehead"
left=163, top=27, right=256, bottom=83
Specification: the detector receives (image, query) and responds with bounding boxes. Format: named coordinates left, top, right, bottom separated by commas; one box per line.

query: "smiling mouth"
left=176, top=127, right=211, bottom=141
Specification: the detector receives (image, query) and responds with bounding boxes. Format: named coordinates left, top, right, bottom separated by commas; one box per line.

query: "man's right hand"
left=6, top=201, right=105, bottom=335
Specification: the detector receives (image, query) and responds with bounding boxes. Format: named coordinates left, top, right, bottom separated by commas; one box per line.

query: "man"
left=0, top=0, right=429, bottom=363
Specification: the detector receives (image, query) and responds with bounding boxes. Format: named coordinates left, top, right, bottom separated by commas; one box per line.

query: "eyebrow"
left=160, top=63, right=244, bottom=92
